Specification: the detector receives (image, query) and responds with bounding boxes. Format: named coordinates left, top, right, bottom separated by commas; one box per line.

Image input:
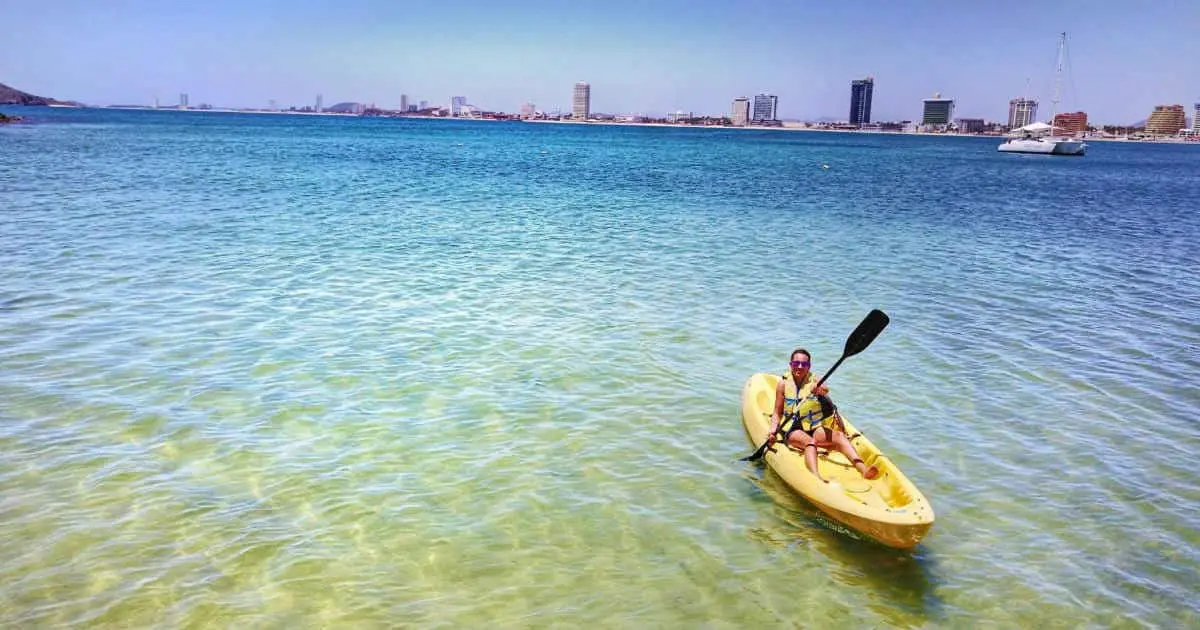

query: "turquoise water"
left=2, top=107, right=1198, bottom=628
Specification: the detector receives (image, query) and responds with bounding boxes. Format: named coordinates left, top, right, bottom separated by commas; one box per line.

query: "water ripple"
left=1, top=110, right=1198, bottom=628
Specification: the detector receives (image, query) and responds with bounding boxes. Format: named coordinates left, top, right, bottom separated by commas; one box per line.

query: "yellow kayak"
left=741, top=372, right=934, bottom=549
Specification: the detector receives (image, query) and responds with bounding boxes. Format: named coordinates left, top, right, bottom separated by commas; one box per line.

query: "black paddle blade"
left=843, top=309, right=889, bottom=358
left=740, top=440, right=773, bottom=462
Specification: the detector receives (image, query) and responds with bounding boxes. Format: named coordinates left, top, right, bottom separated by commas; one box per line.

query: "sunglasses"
left=789, top=360, right=811, bottom=369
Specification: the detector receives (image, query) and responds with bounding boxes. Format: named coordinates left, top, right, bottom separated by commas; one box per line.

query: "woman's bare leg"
left=786, top=431, right=827, bottom=483
left=830, top=431, right=878, bottom=479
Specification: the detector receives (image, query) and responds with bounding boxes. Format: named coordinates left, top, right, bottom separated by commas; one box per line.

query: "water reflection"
left=741, top=465, right=943, bottom=627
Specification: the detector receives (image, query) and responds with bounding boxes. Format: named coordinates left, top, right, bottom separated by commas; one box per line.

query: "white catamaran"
left=999, top=32, right=1086, bottom=156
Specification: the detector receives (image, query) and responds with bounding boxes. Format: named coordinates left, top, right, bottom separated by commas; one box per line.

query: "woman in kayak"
left=765, top=348, right=879, bottom=483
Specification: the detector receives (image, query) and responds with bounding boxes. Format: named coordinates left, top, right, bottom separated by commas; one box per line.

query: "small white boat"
left=998, top=32, right=1086, bottom=157
left=998, top=122, right=1086, bottom=155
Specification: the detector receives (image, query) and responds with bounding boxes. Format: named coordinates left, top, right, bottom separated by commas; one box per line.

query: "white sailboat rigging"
left=999, top=32, right=1086, bottom=156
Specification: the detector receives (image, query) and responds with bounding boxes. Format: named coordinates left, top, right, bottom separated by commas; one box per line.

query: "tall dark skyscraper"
left=849, top=77, right=874, bottom=126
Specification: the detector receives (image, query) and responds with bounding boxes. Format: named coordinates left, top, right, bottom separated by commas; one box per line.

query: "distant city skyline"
left=1, top=0, right=1197, bottom=124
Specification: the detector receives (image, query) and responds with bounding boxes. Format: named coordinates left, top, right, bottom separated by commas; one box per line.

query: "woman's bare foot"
left=852, top=458, right=879, bottom=480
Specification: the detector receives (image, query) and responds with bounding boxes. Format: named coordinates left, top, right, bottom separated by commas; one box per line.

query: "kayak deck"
left=741, top=372, right=934, bottom=549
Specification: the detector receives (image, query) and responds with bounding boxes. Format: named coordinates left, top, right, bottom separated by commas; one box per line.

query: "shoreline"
left=520, top=118, right=1199, bottom=144
left=101, top=106, right=360, bottom=117
left=9, top=105, right=1196, bottom=144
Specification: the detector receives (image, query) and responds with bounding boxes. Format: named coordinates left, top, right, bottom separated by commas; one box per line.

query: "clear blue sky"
left=3, top=0, right=1197, bottom=124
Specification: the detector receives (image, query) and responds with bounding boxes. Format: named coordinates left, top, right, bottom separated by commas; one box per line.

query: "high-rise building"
left=400, top=94, right=408, bottom=112
left=1008, top=98, right=1038, bottom=128
left=731, top=97, right=750, bottom=126
left=849, top=77, right=874, bottom=126
left=450, top=96, right=467, bottom=117
left=572, top=82, right=590, bottom=120
left=521, top=102, right=536, bottom=119
left=1193, top=102, right=1199, bottom=133
left=752, top=94, right=778, bottom=122
left=921, top=93, right=954, bottom=127
left=1053, top=111, right=1088, bottom=137
left=419, top=100, right=428, bottom=110
left=316, top=94, right=323, bottom=113
left=1145, top=105, right=1186, bottom=135
left=179, top=92, right=189, bottom=109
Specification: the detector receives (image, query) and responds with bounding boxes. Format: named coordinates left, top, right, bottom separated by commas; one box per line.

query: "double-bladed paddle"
left=740, top=309, right=890, bottom=462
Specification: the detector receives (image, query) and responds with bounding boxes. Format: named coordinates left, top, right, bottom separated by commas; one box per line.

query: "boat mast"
left=1023, top=77, right=1031, bottom=126
left=1052, top=32, right=1065, bottom=134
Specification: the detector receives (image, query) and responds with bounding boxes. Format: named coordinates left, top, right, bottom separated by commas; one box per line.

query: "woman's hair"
left=790, top=347, right=811, bottom=362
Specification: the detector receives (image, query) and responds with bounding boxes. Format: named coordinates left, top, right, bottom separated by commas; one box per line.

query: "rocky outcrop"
left=0, top=82, right=79, bottom=106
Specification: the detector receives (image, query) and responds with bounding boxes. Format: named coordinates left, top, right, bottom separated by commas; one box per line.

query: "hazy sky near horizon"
left=2, top=0, right=1197, bottom=123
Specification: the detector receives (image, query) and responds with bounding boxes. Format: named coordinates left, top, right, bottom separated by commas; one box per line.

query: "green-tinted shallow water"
left=2, top=108, right=1198, bottom=628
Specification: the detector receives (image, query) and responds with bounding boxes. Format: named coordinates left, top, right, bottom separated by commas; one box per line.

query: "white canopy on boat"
left=1006, top=121, right=1056, bottom=138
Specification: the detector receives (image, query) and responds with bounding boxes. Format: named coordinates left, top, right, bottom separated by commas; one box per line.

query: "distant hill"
left=0, top=82, right=80, bottom=106
left=325, top=102, right=363, bottom=114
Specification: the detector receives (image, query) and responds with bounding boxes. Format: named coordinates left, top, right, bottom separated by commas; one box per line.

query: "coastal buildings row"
left=736, top=78, right=871, bottom=128
left=513, top=90, right=1190, bottom=138
left=728, top=94, right=780, bottom=126
left=926, top=93, right=1195, bottom=139
left=136, top=81, right=1197, bottom=140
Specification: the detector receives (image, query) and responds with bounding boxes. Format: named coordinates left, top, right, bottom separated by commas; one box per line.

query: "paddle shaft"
left=810, top=355, right=844, bottom=392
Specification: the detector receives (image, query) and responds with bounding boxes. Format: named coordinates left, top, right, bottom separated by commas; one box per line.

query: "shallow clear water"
left=2, top=107, right=1198, bottom=628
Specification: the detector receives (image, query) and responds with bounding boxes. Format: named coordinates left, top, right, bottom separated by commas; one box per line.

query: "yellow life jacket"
left=781, top=372, right=836, bottom=433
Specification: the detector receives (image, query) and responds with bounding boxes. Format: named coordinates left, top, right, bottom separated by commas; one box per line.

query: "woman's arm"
left=768, top=380, right=786, bottom=438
